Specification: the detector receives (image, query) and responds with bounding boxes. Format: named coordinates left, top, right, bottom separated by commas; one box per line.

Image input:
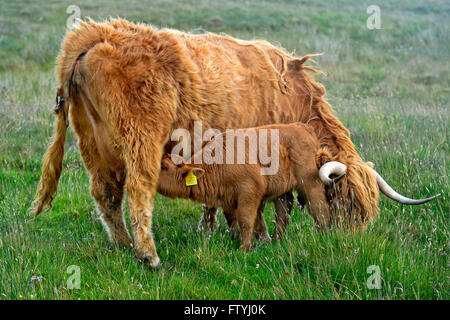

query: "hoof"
left=260, top=234, right=272, bottom=243
left=196, top=223, right=205, bottom=234
left=197, top=221, right=218, bottom=234
left=253, top=230, right=271, bottom=242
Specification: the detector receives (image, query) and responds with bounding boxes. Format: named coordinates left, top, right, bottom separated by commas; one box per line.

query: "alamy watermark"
left=66, top=265, right=81, bottom=289
left=366, top=264, right=382, bottom=289
left=66, top=5, right=81, bottom=31
left=366, top=5, right=381, bottom=30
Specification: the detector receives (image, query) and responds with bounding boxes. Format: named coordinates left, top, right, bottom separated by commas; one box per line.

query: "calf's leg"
left=235, top=196, right=261, bottom=252
left=253, top=200, right=271, bottom=242
left=223, top=210, right=240, bottom=239
left=197, top=205, right=218, bottom=233
left=273, top=192, right=294, bottom=241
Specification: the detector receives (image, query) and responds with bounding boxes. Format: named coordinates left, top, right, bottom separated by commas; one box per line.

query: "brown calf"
left=157, top=123, right=347, bottom=252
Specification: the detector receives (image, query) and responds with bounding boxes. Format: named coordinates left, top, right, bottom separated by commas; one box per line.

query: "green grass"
left=0, top=0, right=448, bottom=300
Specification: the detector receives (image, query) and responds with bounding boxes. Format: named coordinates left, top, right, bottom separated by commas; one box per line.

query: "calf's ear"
left=190, top=168, right=205, bottom=178
left=180, top=165, right=204, bottom=178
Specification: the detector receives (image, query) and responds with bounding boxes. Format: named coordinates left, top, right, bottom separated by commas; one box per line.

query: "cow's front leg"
left=197, top=205, right=218, bottom=233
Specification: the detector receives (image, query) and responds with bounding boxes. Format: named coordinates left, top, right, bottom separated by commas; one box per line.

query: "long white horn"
left=319, top=161, right=347, bottom=186
left=371, top=169, right=440, bottom=205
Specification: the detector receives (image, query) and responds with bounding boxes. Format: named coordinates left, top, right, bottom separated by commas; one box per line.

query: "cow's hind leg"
left=71, top=45, right=170, bottom=269
left=90, top=175, right=131, bottom=245
left=123, top=133, right=167, bottom=269
left=70, top=93, right=131, bottom=246
left=126, top=170, right=161, bottom=268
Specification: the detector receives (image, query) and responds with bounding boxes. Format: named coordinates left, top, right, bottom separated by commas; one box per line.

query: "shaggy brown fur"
left=30, top=18, right=378, bottom=268
left=158, top=123, right=334, bottom=251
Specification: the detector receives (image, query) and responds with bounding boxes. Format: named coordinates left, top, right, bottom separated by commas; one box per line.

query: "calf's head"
left=157, top=154, right=205, bottom=199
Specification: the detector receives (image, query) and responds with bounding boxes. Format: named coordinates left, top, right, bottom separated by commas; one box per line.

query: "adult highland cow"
left=30, top=19, right=438, bottom=268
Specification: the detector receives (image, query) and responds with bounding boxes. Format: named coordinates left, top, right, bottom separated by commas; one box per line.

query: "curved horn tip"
left=429, top=193, right=441, bottom=201
left=372, top=168, right=442, bottom=205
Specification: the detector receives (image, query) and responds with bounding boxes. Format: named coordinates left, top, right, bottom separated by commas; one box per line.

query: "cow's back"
left=164, top=30, right=302, bottom=132
left=60, top=19, right=324, bottom=154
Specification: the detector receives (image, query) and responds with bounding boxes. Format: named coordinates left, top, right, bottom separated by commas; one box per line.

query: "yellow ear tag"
left=185, top=172, right=198, bottom=186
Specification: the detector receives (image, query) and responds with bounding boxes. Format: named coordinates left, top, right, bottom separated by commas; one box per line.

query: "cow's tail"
left=29, top=88, right=70, bottom=217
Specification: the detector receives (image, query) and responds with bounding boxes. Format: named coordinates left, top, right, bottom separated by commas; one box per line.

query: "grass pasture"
left=0, top=0, right=448, bottom=300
